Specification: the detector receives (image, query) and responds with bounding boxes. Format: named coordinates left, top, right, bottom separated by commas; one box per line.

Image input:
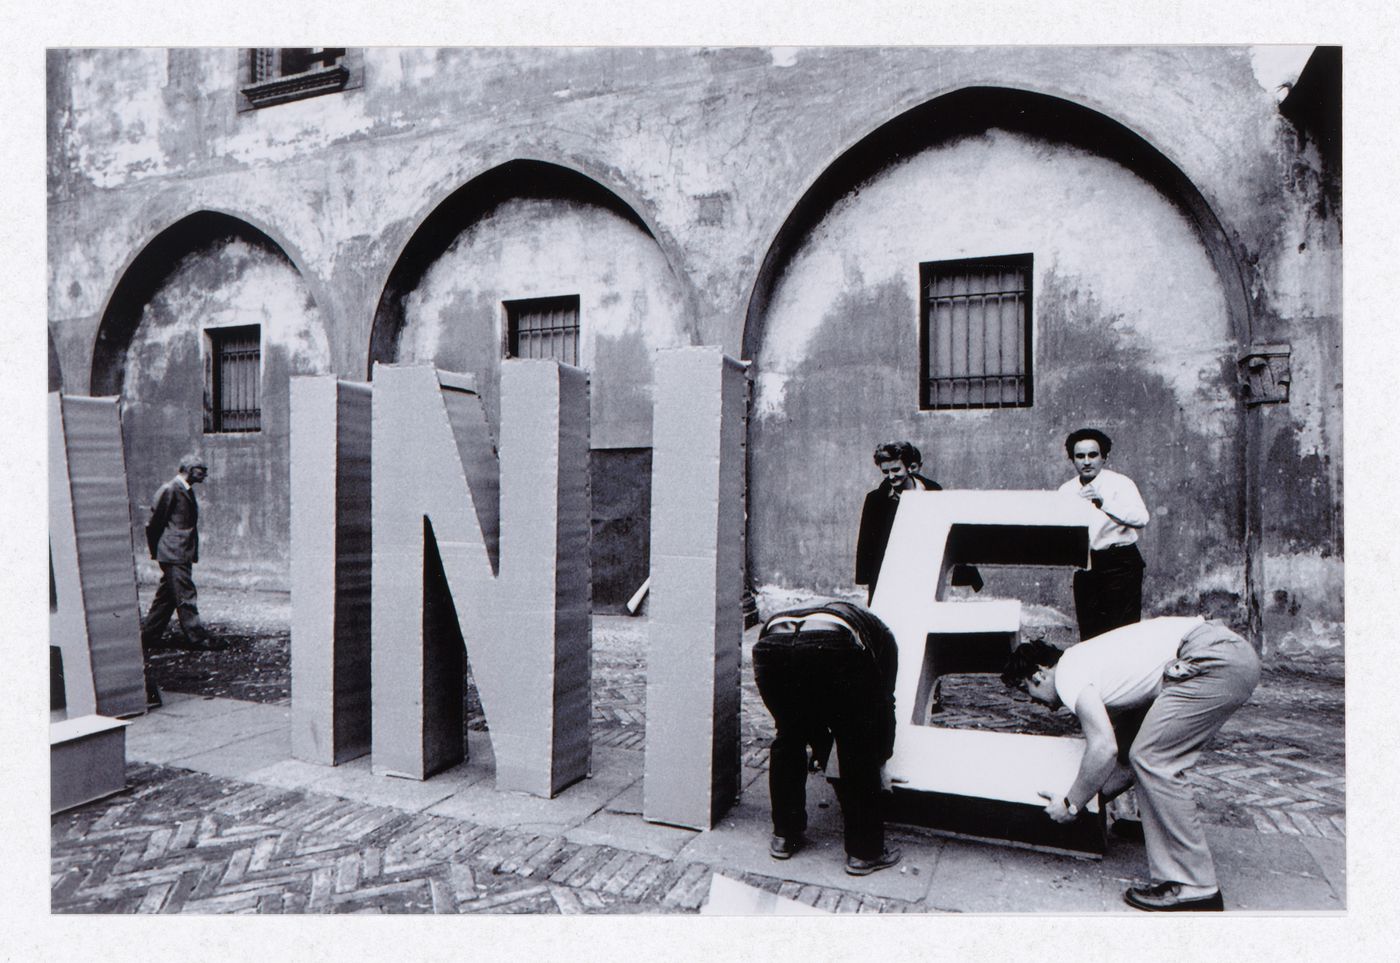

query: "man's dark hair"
left=1064, top=427, right=1113, bottom=460
left=1001, top=639, right=1065, bottom=689
left=873, top=440, right=922, bottom=468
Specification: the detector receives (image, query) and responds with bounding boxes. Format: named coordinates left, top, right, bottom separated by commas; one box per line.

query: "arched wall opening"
left=370, top=159, right=693, bottom=611
left=92, top=210, right=332, bottom=589
left=743, top=87, right=1256, bottom=626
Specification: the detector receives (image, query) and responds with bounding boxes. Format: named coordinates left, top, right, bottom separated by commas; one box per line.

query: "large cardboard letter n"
left=371, top=363, right=591, bottom=796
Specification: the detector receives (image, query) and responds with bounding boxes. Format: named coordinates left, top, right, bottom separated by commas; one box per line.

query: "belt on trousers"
left=759, top=613, right=864, bottom=650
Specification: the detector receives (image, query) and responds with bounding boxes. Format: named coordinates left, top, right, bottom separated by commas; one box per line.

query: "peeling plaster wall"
left=394, top=196, right=689, bottom=448
left=1253, top=117, right=1344, bottom=654
left=46, top=46, right=1341, bottom=649
left=750, top=130, right=1241, bottom=617
left=119, top=239, right=330, bottom=587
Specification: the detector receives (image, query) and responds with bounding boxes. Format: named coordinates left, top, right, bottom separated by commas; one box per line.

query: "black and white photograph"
left=8, top=1, right=1397, bottom=956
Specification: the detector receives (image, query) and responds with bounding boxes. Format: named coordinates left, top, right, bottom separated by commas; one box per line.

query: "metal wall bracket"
left=1238, top=343, right=1292, bottom=405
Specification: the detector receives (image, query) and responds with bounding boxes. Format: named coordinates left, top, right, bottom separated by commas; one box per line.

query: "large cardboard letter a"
left=371, top=363, right=591, bottom=796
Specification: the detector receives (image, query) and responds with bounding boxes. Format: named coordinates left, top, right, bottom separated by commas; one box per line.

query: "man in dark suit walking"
left=141, top=454, right=224, bottom=706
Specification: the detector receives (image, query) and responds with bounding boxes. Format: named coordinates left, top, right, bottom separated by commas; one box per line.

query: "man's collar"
left=175, top=474, right=192, bottom=490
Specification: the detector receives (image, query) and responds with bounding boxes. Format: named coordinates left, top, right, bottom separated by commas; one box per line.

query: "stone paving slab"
left=126, top=701, right=288, bottom=765
left=248, top=756, right=471, bottom=813
left=672, top=773, right=933, bottom=903
left=425, top=748, right=641, bottom=835
left=1299, top=834, right=1347, bottom=896
left=922, top=836, right=1124, bottom=913
left=564, top=809, right=699, bottom=859
left=173, top=726, right=291, bottom=782
left=1207, top=825, right=1344, bottom=911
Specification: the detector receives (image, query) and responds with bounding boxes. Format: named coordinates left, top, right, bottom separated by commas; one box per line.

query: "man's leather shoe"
left=769, top=835, right=802, bottom=860
left=1123, top=881, right=1224, bottom=911
left=845, top=846, right=901, bottom=876
left=181, top=636, right=229, bottom=652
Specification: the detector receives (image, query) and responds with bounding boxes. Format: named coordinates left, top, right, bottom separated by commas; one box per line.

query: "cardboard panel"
left=333, top=383, right=373, bottom=757
left=50, top=715, right=128, bottom=814
left=290, top=377, right=372, bottom=765
left=643, top=348, right=748, bottom=829
left=370, top=362, right=591, bottom=795
left=49, top=394, right=147, bottom=718
left=49, top=395, right=95, bottom=717
left=869, top=490, right=1099, bottom=832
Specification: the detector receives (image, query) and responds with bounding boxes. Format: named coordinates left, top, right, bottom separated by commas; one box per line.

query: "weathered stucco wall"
left=749, top=129, right=1240, bottom=614
left=393, top=195, right=690, bottom=448
left=1252, top=103, right=1344, bottom=655
left=117, top=237, right=330, bottom=587
left=46, top=46, right=1342, bottom=650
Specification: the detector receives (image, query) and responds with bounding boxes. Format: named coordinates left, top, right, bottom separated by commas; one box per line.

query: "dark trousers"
left=753, top=629, right=886, bottom=860
left=1073, top=544, right=1145, bottom=640
left=142, top=562, right=207, bottom=649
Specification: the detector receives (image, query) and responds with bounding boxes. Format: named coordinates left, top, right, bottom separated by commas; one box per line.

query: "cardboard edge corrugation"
left=333, top=381, right=373, bottom=764
left=370, top=364, right=437, bottom=779
left=549, top=362, right=593, bottom=795
left=643, top=348, right=747, bottom=829
left=49, top=393, right=97, bottom=718
left=51, top=394, right=147, bottom=719
left=291, top=377, right=373, bottom=766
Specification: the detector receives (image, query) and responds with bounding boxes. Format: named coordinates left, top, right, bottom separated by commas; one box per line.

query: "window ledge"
left=241, top=64, right=349, bottom=109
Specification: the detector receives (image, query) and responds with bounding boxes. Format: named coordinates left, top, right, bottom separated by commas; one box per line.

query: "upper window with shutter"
left=238, top=48, right=358, bottom=111
left=919, top=254, right=1033, bottom=410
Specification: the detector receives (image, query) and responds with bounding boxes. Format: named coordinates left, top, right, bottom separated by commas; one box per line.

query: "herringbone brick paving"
left=52, top=763, right=917, bottom=915
left=95, top=595, right=1343, bottom=914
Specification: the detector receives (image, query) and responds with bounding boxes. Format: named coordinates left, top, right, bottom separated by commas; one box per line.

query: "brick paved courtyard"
left=51, top=589, right=1345, bottom=914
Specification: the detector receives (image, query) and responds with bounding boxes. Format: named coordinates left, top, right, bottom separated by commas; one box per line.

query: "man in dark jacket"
left=855, top=441, right=940, bottom=604
left=752, top=600, right=901, bottom=876
left=140, top=454, right=223, bottom=706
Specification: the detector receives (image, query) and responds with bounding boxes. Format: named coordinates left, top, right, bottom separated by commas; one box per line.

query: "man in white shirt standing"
left=1059, top=428, right=1149, bottom=641
left=1001, top=616, right=1261, bottom=911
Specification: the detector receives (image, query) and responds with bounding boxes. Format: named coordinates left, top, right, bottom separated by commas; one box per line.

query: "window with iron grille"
left=505, top=295, right=581, bottom=366
left=206, top=325, right=261, bottom=433
left=239, top=48, right=355, bottom=111
left=919, top=254, right=1033, bottom=410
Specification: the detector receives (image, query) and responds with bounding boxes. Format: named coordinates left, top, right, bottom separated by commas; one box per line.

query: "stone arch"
left=741, top=85, right=1262, bottom=628
left=91, top=210, right=325, bottom=396
left=369, top=157, right=695, bottom=611
left=92, top=208, right=332, bottom=589
left=368, top=157, right=696, bottom=373
left=742, top=86, right=1253, bottom=360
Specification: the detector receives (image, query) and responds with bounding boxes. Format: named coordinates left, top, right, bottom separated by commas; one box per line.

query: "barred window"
left=920, top=254, right=1033, bottom=410
left=206, top=325, right=261, bottom=433
left=240, top=48, right=353, bottom=111
left=505, top=295, right=580, bottom=366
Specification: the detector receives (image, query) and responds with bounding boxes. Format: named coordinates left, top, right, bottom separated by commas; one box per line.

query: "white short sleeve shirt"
left=1053, top=616, right=1206, bottom=713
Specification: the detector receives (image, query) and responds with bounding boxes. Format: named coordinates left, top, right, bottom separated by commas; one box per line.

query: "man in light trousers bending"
left=1002, top=616, right=1261, bottom=911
